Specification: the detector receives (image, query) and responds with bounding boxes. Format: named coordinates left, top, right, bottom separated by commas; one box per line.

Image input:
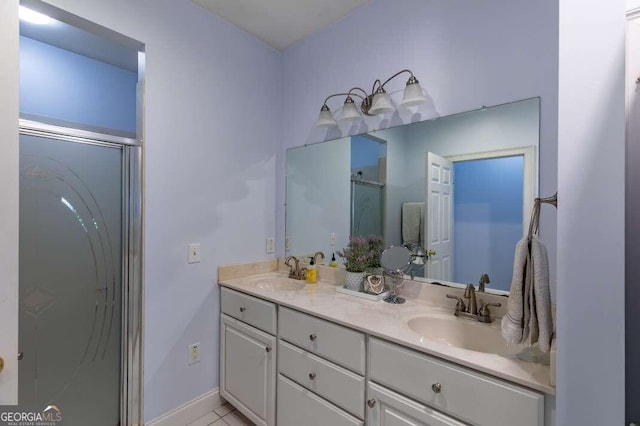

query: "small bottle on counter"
left=329, top=252, right=339, bottom=268
left=306, top=257, right=317, bottom=283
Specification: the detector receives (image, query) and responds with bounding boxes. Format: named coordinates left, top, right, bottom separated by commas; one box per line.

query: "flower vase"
left=344, top=271, right=365, bottom=292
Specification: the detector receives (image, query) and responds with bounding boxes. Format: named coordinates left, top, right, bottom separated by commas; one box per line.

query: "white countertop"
left=219, top=271, right=555, bottom=395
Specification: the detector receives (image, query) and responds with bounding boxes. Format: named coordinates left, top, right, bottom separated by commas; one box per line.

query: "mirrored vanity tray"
left=335, top=285, right=389, bottom=301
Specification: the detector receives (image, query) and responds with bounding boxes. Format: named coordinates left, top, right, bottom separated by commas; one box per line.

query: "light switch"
left=188, top=243, right=201, bottom=263
left=330, top=233, right=336, bottom=246
left=266, top=238, right=275, bottom=254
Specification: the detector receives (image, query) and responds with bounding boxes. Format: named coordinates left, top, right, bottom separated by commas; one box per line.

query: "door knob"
left=427, top=249, right=436, bottom=257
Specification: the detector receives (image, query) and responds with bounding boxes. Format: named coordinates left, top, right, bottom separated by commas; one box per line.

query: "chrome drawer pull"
left=239, top=306, right=246, bottom=312
left=309, top=372, right=316, bottom=380
left=309, top=334, right=317, bottom=341
left=432, top=383, right=442, bottom=393
left=367, top=399, right=376, bottom=408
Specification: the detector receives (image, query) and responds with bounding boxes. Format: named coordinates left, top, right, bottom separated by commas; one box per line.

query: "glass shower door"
left=19, top=133, right=123, bottom=426
left=351, top=180, right=384, bottom=238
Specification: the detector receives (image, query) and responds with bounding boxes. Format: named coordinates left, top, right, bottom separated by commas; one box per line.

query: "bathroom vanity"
left=218, top=262, right=555, bottom=426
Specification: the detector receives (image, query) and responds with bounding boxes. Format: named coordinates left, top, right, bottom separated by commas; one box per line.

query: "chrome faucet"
left=312, top=251, right=325, bottom=265
left=464, top=283, right=478, bottom=315
left=446, top=283, right=501, bottom=323
left=285, top=256, right=306, bottom=280
left=478, top=273, right=490, bottom=292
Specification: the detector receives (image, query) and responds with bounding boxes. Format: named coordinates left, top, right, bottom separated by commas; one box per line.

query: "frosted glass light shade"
left=316, top=106, right=338, bottom=127
left=401, top=81, right=427, bottom=107
left=340, top=100, right=362, bottom=122
left=369, top=91, right=395, bottom=115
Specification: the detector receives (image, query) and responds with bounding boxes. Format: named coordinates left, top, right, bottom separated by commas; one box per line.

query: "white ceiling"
left=193, top=0, right=370, bottom=51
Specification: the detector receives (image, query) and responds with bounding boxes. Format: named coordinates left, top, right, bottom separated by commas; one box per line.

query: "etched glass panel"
left=19, top=134, right=122, bottom=426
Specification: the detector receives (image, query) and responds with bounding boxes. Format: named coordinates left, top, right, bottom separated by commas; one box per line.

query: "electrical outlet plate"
left=330, top=233, right=336, bottom=246
left=188, top=342, right=200, bottom=365
left=285, top=236, right=291, bottom=252
left=188, top=243, right=201, bottom=264
left=266, top=237, right=275, bottom=254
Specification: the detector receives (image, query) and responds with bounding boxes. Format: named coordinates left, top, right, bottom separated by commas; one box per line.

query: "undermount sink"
left=244, top=274, right=306, bottom=292
left=407, top=314, right=517, bottom=355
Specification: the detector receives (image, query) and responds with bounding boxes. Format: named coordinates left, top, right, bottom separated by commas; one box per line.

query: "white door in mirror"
left=425, top=152, right=453, bottom=281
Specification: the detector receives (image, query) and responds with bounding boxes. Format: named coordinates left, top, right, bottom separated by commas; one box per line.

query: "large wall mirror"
left=286, top=97, right=540, bottom=295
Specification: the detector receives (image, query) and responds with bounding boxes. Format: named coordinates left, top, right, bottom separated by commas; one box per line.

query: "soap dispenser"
left=329, top=252, right=339, bottom=268
left=306, top=257, right=317, bottom=283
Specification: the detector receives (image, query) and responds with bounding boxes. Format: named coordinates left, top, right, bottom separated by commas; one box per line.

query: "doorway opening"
left=18, top=1, right=144, bottom=424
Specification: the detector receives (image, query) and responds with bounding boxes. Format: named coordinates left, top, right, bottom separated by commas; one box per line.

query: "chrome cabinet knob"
left=309, top=372, right=316, bottom=380
left=265, top=346, right=271, bottom=353
left=239, top=307, right=246, bottom=312
left=367, top=399, right=376, bottom=408
left=309, top=334, right=317, bottom=341
left=432, top=383, right=442, bottom=393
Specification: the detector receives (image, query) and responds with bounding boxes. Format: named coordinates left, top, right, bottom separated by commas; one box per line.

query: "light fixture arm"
left=348, top=87, right=369, bottom=98
left=322, top=92, right=365, bottom=106
left=379, top=69, right=415, bottom=90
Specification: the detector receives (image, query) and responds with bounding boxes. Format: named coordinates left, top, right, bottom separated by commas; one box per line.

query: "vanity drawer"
left=221, top=287, right=276, bottom=334
left=279, top=307, right=365, bottom=374
left=278, top=340, right=365, bottom=419
left=369, top=338, right=543, bottom=426
left=277, top=374, right=363, bottom=426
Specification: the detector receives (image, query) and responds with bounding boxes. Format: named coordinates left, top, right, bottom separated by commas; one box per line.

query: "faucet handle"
left=446, top=294, right=466, bottom=312
left=478, top=302, right=502, bottom=322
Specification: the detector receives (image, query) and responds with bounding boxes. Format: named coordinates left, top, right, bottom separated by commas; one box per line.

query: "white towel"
left=501, top=236, right=554, bottom=352
left=402, top=202, right=424, bottom=244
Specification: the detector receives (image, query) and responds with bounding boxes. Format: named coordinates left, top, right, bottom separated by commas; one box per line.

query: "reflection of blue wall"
left=453, top=156, right=523, bottom=291
left=20, top=36, right=137, bottom=133
left=351, top=135, right=383, bottom=168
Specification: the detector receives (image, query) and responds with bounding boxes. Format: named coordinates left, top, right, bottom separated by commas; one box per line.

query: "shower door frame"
left=18, top=118, right=144, bottom=426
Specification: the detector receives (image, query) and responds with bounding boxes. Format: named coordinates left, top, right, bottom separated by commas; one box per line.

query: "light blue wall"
left=20, top=35, right=137, bottom=133
left=453, top=156, right=523, bottom=290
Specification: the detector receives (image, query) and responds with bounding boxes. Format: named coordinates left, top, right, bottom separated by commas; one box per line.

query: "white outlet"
left=266, top=237, right=275, bottom=254
left=188, top=342, right=200, bottom=365
left=285, top=236, right=291, bottom=252
left=188, top=243, right=201, bottom=263
left=330, top=233, right=336, bottom=246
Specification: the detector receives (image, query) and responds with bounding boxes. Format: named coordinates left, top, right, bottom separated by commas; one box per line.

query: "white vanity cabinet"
left=368, top=338, right=544, bottom=426
left=219, top=283, right=552, bottom=426
left=220, top=289, right=277, bottom=426
left=367, top=382, right=466, bottom=426
left=277, top=307, right=366, bottom=425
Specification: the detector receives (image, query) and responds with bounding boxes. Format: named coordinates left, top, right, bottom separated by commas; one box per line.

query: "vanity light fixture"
left=315, top=69, right=428, bottom=127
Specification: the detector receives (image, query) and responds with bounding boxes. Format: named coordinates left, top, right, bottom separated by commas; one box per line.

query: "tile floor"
left=187, top=403, right=255, bottom=426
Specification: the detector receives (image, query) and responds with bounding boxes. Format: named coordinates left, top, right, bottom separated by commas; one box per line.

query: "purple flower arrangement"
left=338, top=235, right=384, bottom=272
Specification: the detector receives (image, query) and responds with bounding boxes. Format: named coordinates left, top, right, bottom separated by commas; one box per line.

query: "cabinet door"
left=220, top=314, right=276, bottom=426
left=278, top=375, right=363, bottom=426
left=367, top=382, right=467, bottom=426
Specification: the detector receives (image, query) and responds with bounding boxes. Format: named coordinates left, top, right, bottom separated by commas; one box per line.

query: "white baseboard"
left=146, top=388, right=223, bottom=426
